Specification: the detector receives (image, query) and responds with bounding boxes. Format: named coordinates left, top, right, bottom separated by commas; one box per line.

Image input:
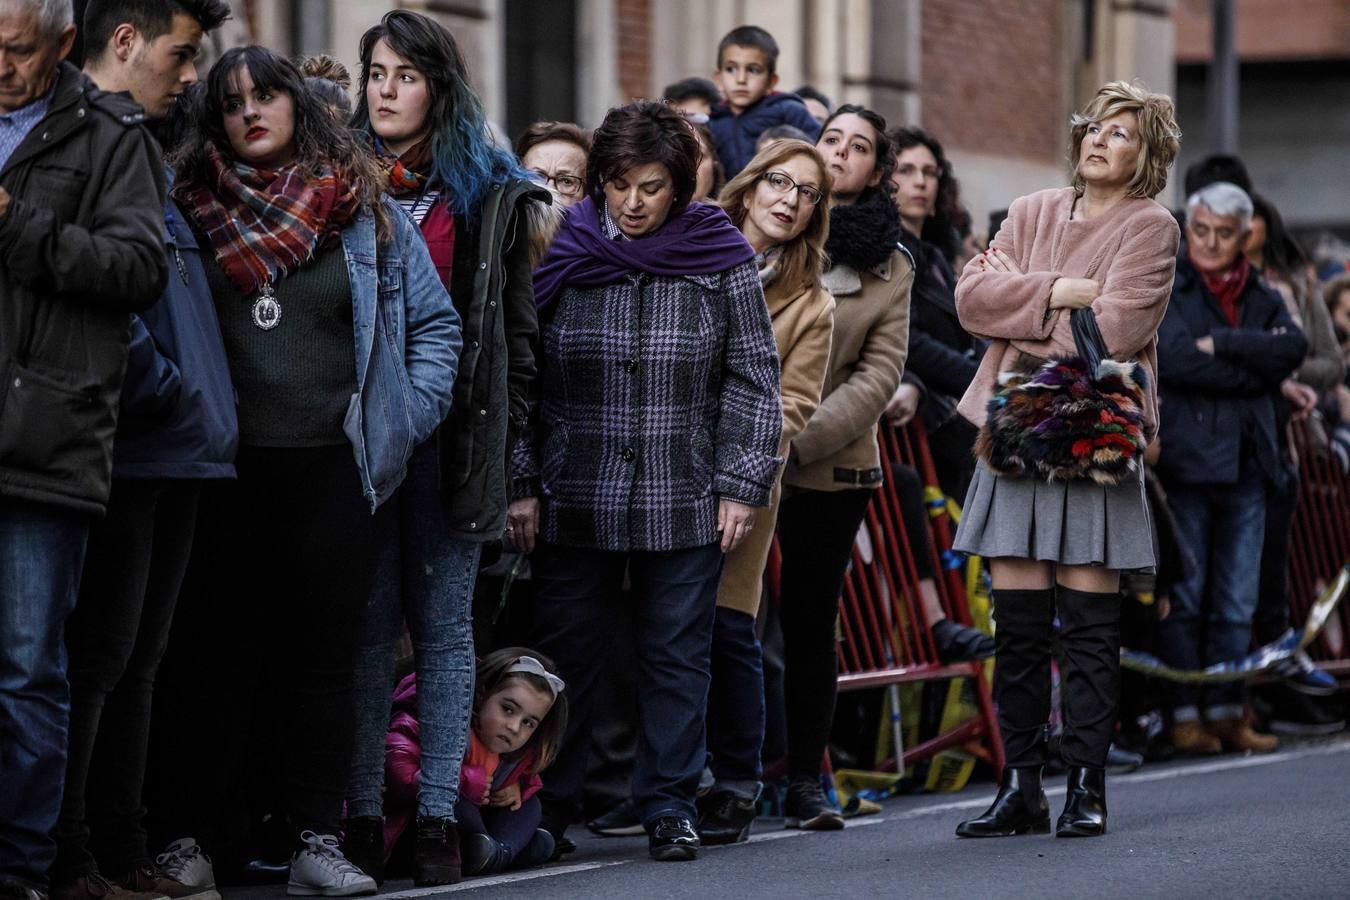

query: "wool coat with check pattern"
left=513, top=261, right=784, bottom=552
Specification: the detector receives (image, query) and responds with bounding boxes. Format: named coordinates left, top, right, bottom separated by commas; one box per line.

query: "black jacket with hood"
left=0, top=62, right=168, bottom=516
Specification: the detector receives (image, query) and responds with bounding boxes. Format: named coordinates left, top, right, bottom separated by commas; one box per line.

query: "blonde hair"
left=1069, top=80, right=1181, bottom=200
left=719, top=139, right=832, bottom=294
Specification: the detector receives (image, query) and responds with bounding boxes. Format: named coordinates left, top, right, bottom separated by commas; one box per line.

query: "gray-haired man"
left=0, top=1, right=167, bottom=897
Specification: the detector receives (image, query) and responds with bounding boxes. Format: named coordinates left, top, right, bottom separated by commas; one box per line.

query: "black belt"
left=833, top=467, right=883, bottom=486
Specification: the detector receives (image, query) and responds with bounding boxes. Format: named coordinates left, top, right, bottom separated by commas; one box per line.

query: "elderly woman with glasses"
left=507, top=100, right=782, bottom=863
left=516, top=121, right=591, bottom=208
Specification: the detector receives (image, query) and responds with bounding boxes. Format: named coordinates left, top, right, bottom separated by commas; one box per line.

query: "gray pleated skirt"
left=953, top=459, right=1156, bottom=571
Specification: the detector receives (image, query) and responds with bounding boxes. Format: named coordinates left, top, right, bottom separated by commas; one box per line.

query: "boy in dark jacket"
left=50, top=3, right=235, bottom=900
left=708, top=25, right=820, bottom=178
left=1154, top=182, right=1307, bottom=757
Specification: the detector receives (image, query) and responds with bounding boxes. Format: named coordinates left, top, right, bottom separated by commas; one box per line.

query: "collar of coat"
left=821, top=239, right=912, bottom=297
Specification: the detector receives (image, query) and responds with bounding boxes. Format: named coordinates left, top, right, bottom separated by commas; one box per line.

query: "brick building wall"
left=920, top=0, right=1067, bottom=168
left=616, top=0, right=653, bottom=102
left=1174, top=0, right=1350, bottom=63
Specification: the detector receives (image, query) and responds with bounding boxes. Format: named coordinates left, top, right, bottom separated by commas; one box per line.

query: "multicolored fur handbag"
left=975, top=307, right=1147, bottom=486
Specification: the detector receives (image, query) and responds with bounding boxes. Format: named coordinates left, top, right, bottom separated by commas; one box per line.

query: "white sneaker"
left=154, top=838, right=220, bottom=900
left=287, top=832, right=377, bottom=897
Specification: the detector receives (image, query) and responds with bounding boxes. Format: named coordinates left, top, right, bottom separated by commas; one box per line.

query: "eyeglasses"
left=530, top=169, right=584, bottom=197
left=761, top=170, right=822, bottom=206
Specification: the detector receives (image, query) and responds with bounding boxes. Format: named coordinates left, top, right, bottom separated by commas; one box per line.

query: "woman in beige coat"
left=696, top=140, right=836, bottom=846
left=777, top=105, right=913, bottom=830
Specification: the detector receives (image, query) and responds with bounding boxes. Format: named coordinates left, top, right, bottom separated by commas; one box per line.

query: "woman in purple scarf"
left=505, top=100, right=783, bottom=862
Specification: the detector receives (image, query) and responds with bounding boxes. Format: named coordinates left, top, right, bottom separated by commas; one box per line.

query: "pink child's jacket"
left=382, top=673, right=543, bottom=856
left=458, top=732, right=543, bottom=808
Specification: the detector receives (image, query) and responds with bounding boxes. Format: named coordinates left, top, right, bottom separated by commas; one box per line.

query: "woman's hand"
left=884, top=382, right=921, bottom=426
left=717, top=499, right=756, bottom=553
left=505, top=497, right=540, bottom=553
left=978, top=247, right=1024, bottom=275
left=488, top=783, right=523, bottom=811
left=1049, top=277, right=1102, bottom=310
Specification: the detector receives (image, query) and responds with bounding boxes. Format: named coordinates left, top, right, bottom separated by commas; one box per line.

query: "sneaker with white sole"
left=286, top=832, right=376, bottom=897
left=147, top=839, right=219, bottom=900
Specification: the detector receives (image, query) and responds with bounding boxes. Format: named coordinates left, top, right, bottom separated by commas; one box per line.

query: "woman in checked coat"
left=506, top=100, right=782, bottom=862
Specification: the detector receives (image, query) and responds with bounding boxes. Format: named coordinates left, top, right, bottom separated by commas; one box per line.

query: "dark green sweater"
left=206, top=242, right=357, bottom=447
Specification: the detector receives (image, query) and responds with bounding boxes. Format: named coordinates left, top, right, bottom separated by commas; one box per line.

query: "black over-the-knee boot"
left=955, top=588, right=1055, bottom=838
left=1055, top=586, right=1121, bottom=837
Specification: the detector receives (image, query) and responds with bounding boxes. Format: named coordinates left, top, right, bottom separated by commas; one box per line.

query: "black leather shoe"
left=414, top=816, right=461, bottom=885
left=340, top=816, right=385, bottom=886
left=647, top=817, right=700, bottom=862
left=1056, top=766, right=1107, bottom=837
left=955, top=767, right=1051, bottom=837
left=697, top=786, right=760, bottom=845
left=460, top=833, right=509, bottom=876
left=784, top=778, right=844, bottom=831
left=932, top=619, right=996, bottom=664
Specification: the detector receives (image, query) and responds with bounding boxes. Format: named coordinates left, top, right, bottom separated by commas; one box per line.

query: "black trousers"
left=145, top=446, right=386, bottom=849
left=53, top=481, right=202, bottom=881
left=993, top=587, right=1122, bottom=769
left=775, top=486, right=874, bottom=780
left=1255, top=467, right=1298, bottom=645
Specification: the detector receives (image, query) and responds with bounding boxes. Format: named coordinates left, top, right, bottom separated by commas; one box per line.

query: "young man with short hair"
left=707, top=24, right=820, bottom=178
left=49, top=3, right=234, bottom=900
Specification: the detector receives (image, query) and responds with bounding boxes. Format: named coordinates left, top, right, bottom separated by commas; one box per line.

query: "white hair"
left=0, top=0, right=73, bottom=38
left=1186, top=181, right=1253, bottom=229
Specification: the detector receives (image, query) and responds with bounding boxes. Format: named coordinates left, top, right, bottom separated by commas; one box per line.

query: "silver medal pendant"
left=251, top=283, right=281, bottom=330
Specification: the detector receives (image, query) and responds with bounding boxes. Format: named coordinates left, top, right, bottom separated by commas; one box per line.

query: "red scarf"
left=1191, top=250, right=1250, bottom=327
left=175, top=145, right=360, bottom=295
left=377, top=135, right=434, bottom=200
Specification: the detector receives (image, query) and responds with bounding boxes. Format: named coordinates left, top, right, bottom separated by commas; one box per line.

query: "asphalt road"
left=233, top=737, right=1350, bottom=899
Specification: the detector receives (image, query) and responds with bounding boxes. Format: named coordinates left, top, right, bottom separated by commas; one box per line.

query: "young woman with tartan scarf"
left=169, top=46, right=460, bottom=896
left=339, top=10, right=557, bottom=888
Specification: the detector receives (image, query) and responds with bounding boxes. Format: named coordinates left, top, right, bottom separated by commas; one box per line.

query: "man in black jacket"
left=1154, top=181, right=1306, bottom=757
left=0, top=1, right=167, bottom=896
left=49, top=4, right=233, bottom=900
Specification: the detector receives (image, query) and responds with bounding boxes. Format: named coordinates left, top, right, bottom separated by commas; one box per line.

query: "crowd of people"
left=1, top=2, right=1347, bottom=899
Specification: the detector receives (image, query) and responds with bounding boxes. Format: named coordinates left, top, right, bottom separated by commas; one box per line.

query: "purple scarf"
left=532, top=196, right=755, bottom=312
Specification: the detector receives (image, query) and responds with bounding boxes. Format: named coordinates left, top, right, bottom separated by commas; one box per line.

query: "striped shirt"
left=397, top=190, right=441, bottom=225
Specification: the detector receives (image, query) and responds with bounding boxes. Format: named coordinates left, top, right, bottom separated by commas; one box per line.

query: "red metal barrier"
left=1287, top=416, right=1350, bottom=674
left=770, top=420, right=1005, bottom=774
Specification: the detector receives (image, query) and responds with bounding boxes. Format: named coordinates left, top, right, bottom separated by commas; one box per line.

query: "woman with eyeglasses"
left=516, top=121, right=591, bottom=208
left=774, top=104, right=914, bottom=830
left=343, top=9, right=555, bottom=887
left=695, top=139, right=835, bottom=845
left=508, top=100, right=782, bottom=862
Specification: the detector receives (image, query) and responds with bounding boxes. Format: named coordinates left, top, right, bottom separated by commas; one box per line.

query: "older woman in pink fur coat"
left=950, top=81, right=1181, bottom=841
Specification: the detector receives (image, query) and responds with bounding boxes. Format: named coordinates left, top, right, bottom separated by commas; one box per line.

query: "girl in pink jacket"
left=384, top=648, right=568, bottom=876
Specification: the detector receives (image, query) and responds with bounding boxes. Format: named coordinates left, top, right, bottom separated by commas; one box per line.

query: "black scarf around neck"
left=824, top=187, right=903, bottom=273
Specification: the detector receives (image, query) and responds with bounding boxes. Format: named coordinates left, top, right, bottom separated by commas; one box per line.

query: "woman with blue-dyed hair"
left=342, top=8, right=558, bottom=887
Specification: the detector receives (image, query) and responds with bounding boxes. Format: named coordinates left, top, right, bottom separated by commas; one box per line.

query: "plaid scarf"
left=175, top=144, right=360, bottom=295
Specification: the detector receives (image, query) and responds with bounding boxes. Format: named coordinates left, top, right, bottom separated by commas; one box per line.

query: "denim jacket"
left=341, top=200, right=462, bottom=512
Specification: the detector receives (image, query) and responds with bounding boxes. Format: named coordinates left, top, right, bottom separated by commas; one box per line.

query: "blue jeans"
left=1157, top=477, right=1267, bottom=715
left=349, top=441, right=479, bottom=820
left=0, top=499, right=90, bottom=888
left=528, top=541, right=722, bottom=828
left=706, top=606, right=764, bottom=796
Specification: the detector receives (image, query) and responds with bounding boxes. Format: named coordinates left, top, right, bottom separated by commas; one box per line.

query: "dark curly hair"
left=819, top=103, right=896, bottom=198
left=173, top=46, right=391, bottom=242
left=888, top=125, right=963, bottom=264
left=587, top=100, right=701, bottom=215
